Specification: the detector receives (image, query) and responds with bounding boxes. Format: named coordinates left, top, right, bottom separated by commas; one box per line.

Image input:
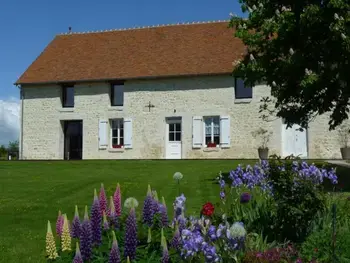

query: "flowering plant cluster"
left=44, top=159, right=340, bottom=262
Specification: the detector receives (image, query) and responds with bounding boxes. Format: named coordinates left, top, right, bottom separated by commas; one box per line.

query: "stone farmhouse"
left=15, top=21, right=340, bottom=160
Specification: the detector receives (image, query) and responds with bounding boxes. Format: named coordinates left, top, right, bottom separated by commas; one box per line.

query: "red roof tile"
left=16, top=21, right=246, bottom=85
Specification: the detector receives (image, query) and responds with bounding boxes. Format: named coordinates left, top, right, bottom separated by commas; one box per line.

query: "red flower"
left=201, top=202, right=215, bottom=216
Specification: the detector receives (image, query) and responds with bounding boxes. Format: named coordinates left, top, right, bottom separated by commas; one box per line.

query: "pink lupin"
left=99, top=183, right=108, bottom=216
left=113, top=183, right=122, bottom=217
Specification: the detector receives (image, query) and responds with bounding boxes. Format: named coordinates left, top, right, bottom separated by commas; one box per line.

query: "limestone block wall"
left=21, top=75, right=341, bottom=159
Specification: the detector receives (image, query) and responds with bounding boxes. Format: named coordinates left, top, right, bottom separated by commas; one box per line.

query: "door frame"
left=63, top=120, right=83, bottom=160
left=165, top=117, right=182, bottom=159
left=281, top=120, right=309, bottom=158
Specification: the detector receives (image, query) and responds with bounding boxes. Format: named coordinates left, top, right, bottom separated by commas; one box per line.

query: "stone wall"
left=21, top=75, right=341, bottom=159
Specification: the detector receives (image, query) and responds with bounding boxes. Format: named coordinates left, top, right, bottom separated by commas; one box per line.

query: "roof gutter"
left=14, top=72, right=233, bottom=86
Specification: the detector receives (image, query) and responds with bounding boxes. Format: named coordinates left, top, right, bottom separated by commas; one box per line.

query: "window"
left=204, top=116, right=220, bottom=147
left=168, top=122, right=181, bottom=142
left=235, top=78, right=252, bottom=99
left=62, top=86, right=74, bottom=107
left=110, top=119, right=124, bottom=148
left=110, top=83, right=124, bottom=106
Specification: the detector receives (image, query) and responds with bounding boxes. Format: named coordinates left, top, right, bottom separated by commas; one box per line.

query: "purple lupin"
left=71, top=205, right=81, bottom=238
left=142, top=185, right=154, bottom=226
left=161, top=231, right=169, bottom=263
left=99, top=183, right=108, bottom=216
left=91, top=189, right=102, bottom=246
left=56, top=210, right=64, bottom=237
left=103, top=211, right=110, bottom=231
left=170, top=222, right=181, bottom=250
left=160, top=197, right=169, bottom=227
left=124, top=206, right=137, bottom=260
left=73, top=242, right=83, bottom=263
left=109, top=231, right=121, bottom=263
left=108, top=196, right=118, bottom=228
left=80, top=206, right=92, bottom=261
left=151, top=191, right=160, bottom=216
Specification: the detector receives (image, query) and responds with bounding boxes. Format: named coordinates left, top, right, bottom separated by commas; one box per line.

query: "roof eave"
left=15, top=72, right=233, bottom=86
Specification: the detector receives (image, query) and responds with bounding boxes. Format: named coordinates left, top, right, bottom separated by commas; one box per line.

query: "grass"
left=0, top=160, right=251, bottom=263
left=1, top=159, right=349, bottom=263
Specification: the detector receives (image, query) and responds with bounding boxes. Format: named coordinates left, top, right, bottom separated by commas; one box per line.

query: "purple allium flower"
left=142, top=185, right=154, bottom=226
left=240, top=192, right=251, bottom=203
left=71, top=205, right=81, bottom=239
left=80, top=206, right=92, bottom=261
left=124, top=207, right=137, bottom=260
left=109, top=231, right=121, bottom=263
left=103, top=211, right=110, bottom=231
left=113, top=183, right=122, bottom=217
left=162, top=245, right=169, bottom=263
left=73, top=242, right=83, bottom=263
left=108, top=196, right=118, bottom=228
left=56, top=210, right=64, bottom=237
left=99, top=183, right=108, bottom=216
left=159, top=204, right=169, bottom=227
left=91, top=189, right=102, bottom=246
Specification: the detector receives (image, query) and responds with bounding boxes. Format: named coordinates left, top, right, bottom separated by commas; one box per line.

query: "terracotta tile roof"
left=15, top=21, right=246, bottom=85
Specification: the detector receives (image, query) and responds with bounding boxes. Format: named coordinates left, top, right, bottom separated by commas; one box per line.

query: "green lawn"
left=0, top=160, right=250, bottom=263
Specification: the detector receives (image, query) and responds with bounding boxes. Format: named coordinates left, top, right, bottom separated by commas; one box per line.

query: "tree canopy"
left=230, top=0, right=350, bottom=130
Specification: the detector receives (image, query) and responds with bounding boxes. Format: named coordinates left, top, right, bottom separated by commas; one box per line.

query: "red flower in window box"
left=207, top=142, right=217, bottom=148
left=201, top=202, right=215, bottom=217
left=112, top=144, right=123, bottom=149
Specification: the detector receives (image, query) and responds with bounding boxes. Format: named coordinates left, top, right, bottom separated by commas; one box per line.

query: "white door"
left=166, top=118, right=182, bottom=159
left=282, top=122, right=308, bottom=158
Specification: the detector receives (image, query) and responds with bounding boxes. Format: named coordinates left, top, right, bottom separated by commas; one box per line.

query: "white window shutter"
left=220, top=116, right=230, bottom=148
left=192, top=116, right=203, bottom=148
left=98, top=119, right=108, bottom=149
left=124, top=118, right=133, bottom=149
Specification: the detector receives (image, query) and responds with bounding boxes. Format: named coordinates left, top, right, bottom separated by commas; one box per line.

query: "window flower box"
left=112, top=144, right=123, bottom=149
left=207, top=143, right=217, bottom=148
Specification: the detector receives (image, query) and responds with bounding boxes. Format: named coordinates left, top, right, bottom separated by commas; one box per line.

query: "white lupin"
left=250, top=54, right=255, bottom=61
left=259, top=3, right=263, bottom=8
left=272, top=81, right=277, bottom=87
left=248, top=6, right=253, bottom=13
left=341, top=33, right=347, bottom=40
left=275, top=9, right=280, bottom=16
left=252, top=5, right=257, bottom=11
left=334, top=13, right=339, bottom=20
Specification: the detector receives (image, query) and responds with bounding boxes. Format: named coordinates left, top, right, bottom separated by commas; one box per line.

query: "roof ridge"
left=57, top=19, right=230, bottom=35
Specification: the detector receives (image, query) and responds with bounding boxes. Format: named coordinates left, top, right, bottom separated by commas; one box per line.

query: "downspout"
left=18, top=85, right=24, bottom=160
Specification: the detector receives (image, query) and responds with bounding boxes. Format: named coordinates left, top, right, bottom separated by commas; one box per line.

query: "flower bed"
left=45, top=157, right=348, bottom=262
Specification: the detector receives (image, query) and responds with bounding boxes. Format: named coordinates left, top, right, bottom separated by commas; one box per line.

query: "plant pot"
left=340, top=147, right=350, bottom=160
left=258, top=148, right=269, bottom=160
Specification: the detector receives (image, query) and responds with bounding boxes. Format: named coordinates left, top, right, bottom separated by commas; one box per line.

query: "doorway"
left=281, top=121, right=308, bottom=158
left=63, top=120, right=83, bottom=160
left=165, top=117, right=182, bottom=159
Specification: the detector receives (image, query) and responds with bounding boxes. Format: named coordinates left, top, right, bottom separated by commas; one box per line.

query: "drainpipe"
left=18, top=85, right=24, bottom=160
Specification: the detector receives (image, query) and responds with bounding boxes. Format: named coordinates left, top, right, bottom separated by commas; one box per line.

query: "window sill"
left=234, top=98, right=252, bottom=104
left=108, top=106, right=123, bottom=111
left=108, top=148, right=124, bottom=152
left=203, top=147, right=220, bottom=152
left=58, top=108, right=75, bottom=112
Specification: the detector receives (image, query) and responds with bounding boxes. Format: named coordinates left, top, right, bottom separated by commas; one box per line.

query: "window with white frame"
left=204, top=116, right=220, bottom=147
left=110, top=119, right=124, bottom=148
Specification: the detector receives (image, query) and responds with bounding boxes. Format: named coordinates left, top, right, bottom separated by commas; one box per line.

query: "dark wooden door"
left=64, top=121, right=83, bottom=160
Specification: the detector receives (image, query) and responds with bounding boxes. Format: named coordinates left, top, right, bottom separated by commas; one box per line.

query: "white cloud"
left=0, top=97, right=20, bottom=146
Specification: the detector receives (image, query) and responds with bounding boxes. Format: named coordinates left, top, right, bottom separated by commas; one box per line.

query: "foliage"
left=230, top=0, right=350, bottom=130
left=217, top=156, right=337, bottom=244
left=267, top=157, right=328, bottom=243
left=242, top=245, right=300, bottom=263
left=251, top=128, right=273, bottom=149
left=301, top=221, right=350, bottom=262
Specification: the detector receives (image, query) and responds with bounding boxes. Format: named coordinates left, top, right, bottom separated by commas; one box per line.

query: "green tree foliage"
left=8, top=140, right=19, bottom=153
left=230, top=0, right=350, bottom=130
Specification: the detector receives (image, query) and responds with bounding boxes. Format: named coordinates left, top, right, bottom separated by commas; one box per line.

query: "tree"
left=8, top=140, right=19, bottom=153
left=0, top=145, right=6, bottom=157
left=230, top=0, right=350, bottom=130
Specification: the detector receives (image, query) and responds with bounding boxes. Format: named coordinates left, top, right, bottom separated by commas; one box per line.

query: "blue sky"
left=0, top=0, right=244, bottom=145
